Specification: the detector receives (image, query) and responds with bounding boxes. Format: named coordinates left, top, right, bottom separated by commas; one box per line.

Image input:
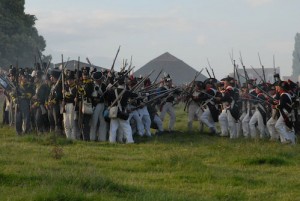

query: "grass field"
left=1, top=102, right=300, bottom=201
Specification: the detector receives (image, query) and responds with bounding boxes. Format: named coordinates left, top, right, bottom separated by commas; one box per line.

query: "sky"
left=24, top=0, right=300, bottom=79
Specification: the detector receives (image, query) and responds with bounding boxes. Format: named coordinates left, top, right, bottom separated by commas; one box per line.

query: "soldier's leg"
left=167, top=103, right=176, bottom=131
left=249, top=110, right=259, bottom=138
left=218, top=109, right=228, bottom=136
left=142, top=114, right=152, bottom=136
left=90, top=104, right=100, bottom=141
left=109, top=118, right=119, bottom=143
left=15, top=107, right=22, bottom=135
left=98, top=103, right=108, bottom=141
left=120, top=119, right=134, bottom=143
left=82, top=114, right=91, bottom=141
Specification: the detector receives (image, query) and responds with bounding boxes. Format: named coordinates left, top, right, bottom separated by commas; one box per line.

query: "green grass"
left=1, top=102, right=300, bottom=200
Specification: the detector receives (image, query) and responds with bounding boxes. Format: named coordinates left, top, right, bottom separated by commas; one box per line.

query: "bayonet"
left=258, top=52, right=266, bottom=83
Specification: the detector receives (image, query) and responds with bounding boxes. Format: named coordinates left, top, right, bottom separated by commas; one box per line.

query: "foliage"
left=292, top=33, right=300, bottom=79
left=0, top=0, right=49, bottom=69
left=0, top=104, right=300, bottom=200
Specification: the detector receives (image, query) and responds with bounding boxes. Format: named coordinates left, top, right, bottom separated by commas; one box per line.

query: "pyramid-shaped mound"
left=134, top=52, right=207, bottom=85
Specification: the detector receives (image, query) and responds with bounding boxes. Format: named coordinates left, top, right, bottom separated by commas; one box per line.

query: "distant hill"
left=134, top=52, right=207, bottom=85
left=54, top=60, right=107, bottom=72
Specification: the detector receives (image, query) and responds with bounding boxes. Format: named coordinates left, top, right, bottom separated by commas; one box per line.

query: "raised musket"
left=273, top=54, right=276, bottom=75
left=207, top=58, right=216, bottom=79
left=258, top=53, right=266, bottom=83
left=205, top=67, right=212, bottom=78
left=250, top=65, right=264, bottom=83
left=132, top=70, right=155, bottom=93
left=235, top=62, right=241, bottom=87
left=239, top=51, right=249, bottom=82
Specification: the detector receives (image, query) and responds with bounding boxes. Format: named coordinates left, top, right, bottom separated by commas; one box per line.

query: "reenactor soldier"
left=11, top=70, right=35, bottom=135
left=127, top=76, right=145, bottom=137
left=78, top=66, right=94, bottom=141
left=46, top=68, right=63, bottom=134
left=275, top=81, right=296, bottom=144
left=249, top=84, right=268, bottom=139
left=186, top=81, right=204, bottom=133
left=266, top=83, right=280, bottom=141
left=90, top=71, right=108, bottom=141
left=241, top=79, right=257, bottom=138
left=218, top=76, right=240, bottom=138
left=159, top=74, right=179, bottom=133
left=200, top=78, right=220, bottom=135
left=105, top=75, right=138, bottom=143
left=137, top=79, right=152, bottom=137
left=63, top=70, right=78, bottom=140
left=5, top=67, right=18, bottom=126
left=31, top=70, right=50, bottom=134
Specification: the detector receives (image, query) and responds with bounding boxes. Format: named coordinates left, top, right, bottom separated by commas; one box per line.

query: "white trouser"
left=238, top=112, right=246, bottom=137
left=275, top=114, right=296, bottom=144
left=188, top=103, right=202, bottom=131
left=249, top=108, right=266, bottom=139
left=138, top=107, right=151, bottom=136
left=109, top=118, right=134, bottom=143
left=242, top=112, right=251, bottom=138
left=218, top=109, right=228, bottom=136
left=201, top=107, right=215, bottom=131
left=267, top=109, right=279, bottom=140
left=63, top=103, right=77, bottom=140
left=153, top=115, right=163, bottom=132
left=160, top=102, right=176, bottom=131
left=227, top=109, right=239, bottom=139
left=242, top=104, right=254, bottom=138
left=90, top=103, right=107, bottom=141
left=128, top=110, right=144, bottom=136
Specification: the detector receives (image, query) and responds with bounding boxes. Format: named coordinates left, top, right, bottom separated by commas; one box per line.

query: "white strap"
left=114, top=89, right=125, bottom=111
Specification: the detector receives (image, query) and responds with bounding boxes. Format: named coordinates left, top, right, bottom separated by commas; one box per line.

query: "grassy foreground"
left=1, top=104, right=300, bottom=201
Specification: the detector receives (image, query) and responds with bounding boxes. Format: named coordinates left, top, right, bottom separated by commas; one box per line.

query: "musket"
left=76, top=56, right=82, bottom=131
left=239, top=51, right=249, bottom=82
left=104, top=46, right=121, bottom=84
left=102, top=65, right=135, bottom=96
left=124, top=56, right=132, bottom=73
left=44, top=58, right=52, bottom=75
left=86, top=57, right=92, bottom=67
left=111, top=45, right=121, bottom=72
left=254, top=84, right=276, bottom=102
left=183, top=68, right=204, bottom=111
left=250, top=65, right=264, bottom=83
left=138, top=80, right=164, bottom=93
left=205, top=67, right=212, bottom=78
left=37, top=48, right=44, bottom=70
left=34, top=55, right=38, bottom=70
left=131, top=88, right=179, bottom=110
left=120, top=59, right=128, bottom=72
left=207, top=58, right=216, bottom=79
left=153, top=68, right=163, bottom=84
left=132, top=70, right=155, bottom=93
left=235, top=62, right=241, bottom=87
left=258, top=53, right=266, bottom=83
left=61, top=54, right=67, bottom=113
left=15, top=60, right=20, bottom=112
left=273, top=54, right=276, bottom=75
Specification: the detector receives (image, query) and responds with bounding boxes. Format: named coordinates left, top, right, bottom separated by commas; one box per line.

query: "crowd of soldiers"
left=0, top=64, right=182, bottom=143
left=0, top=63, right=299, bottom=145
left=186, top=74, right=299, bottom=145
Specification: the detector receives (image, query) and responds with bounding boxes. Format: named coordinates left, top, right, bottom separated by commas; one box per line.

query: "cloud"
left=246, top=0, right=273, bottom=7
left=196, top=35, right=206, bottom=45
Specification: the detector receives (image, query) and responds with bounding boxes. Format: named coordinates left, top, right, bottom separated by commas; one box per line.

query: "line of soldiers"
left=185, top=73, right=299, bottom=145
left=1, top=65, right=182, bottom=143
left=1, top=64, right=298, bottom=145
